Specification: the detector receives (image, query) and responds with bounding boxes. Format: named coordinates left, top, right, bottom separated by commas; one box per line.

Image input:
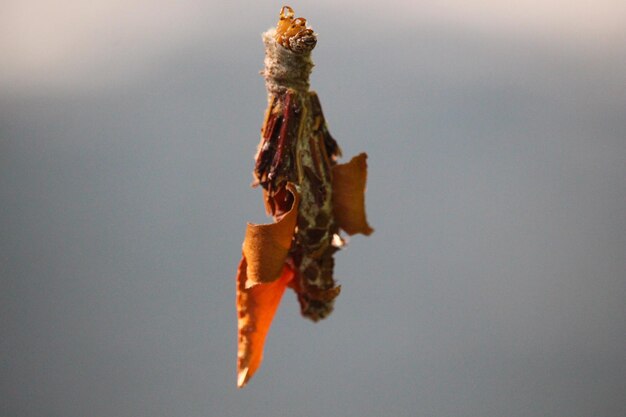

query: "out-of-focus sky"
left=3, top=0, right=626, bottom=92
left=1, top=1, right=625, bottom=416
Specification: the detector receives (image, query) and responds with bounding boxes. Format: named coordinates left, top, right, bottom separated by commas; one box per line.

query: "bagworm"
left=236, top=6, right=373, bottom=388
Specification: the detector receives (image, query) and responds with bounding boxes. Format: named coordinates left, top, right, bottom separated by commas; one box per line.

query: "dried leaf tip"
left=275, top=6, right=317, bottom=53
left=236, top=259, right=295, bottom=388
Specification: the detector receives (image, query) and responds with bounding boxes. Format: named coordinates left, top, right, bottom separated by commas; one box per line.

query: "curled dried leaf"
left=332, top=153, right=374, bottom=236
left=242, top=183, right=300, bottom=287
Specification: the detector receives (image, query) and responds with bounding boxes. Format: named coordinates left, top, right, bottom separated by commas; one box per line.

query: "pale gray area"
left=2, top=6, right=626, bottom=417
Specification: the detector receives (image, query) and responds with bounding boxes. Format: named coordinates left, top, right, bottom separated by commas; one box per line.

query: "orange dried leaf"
left=242, top=183, right=300, bottom=287
left=332, top=153, right=374, bottom=236
left=236, top=257, right=294, bottom=388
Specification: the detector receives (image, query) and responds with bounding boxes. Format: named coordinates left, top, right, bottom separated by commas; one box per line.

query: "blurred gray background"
left=2, top=1, right=625, bottom=416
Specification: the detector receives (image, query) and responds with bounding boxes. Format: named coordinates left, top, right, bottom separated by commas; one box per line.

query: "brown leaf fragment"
left=242, top=183, right=300, bottom=287
left=309, top=91, right=341, bottom=160
left=236, top=257, right=294, bottom=388
left=332, top=153, right=374, bottom=236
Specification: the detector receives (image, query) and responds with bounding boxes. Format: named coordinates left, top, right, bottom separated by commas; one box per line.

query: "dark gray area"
left=2, top=6, right=626, bottom=417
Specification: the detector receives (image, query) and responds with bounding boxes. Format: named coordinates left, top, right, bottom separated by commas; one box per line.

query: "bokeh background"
left=2, top=1, right=625, bottom=416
